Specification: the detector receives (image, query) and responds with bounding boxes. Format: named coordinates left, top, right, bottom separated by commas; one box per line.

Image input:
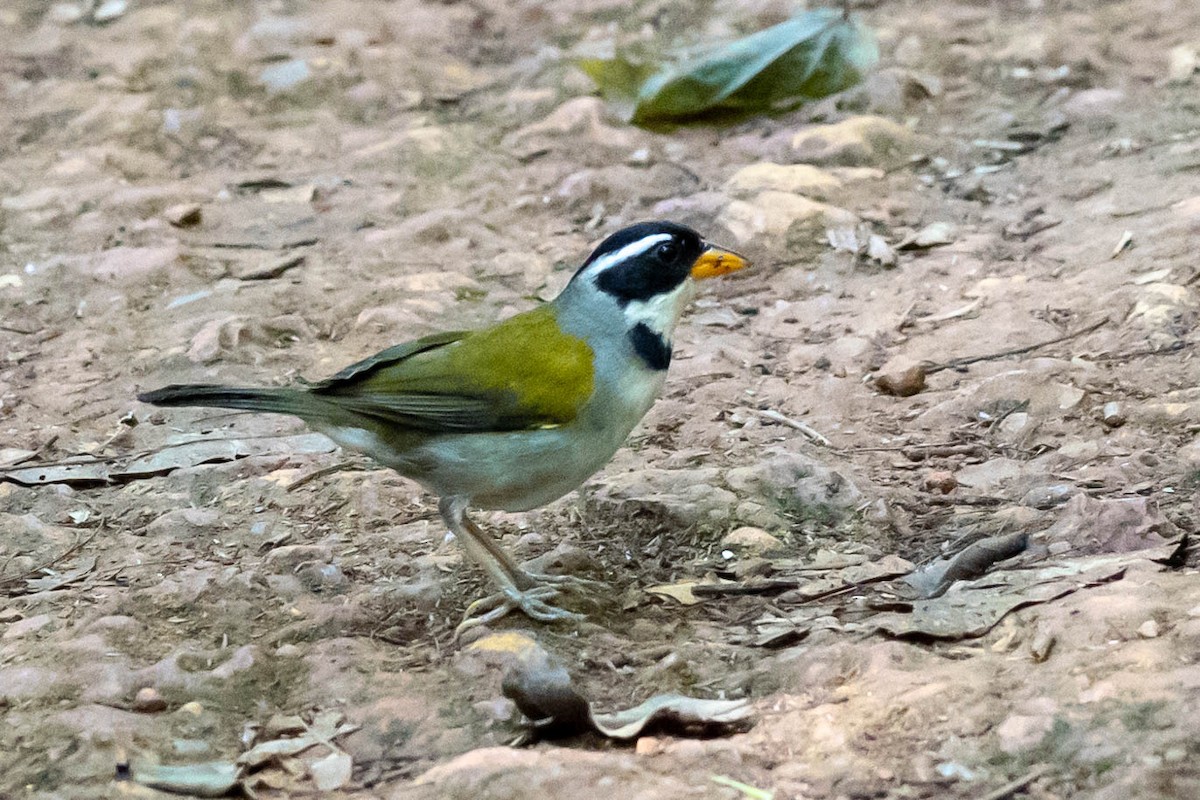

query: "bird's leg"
left=439, top=497, right=585, bottom=635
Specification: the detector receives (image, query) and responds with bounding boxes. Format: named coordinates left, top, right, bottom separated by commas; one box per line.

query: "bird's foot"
left=517, top=569, right=605, bottom=592
left=455, top=584, right=585, bottom=637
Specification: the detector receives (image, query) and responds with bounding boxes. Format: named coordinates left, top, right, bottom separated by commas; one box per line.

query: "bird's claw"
left=518, top=570, right=605, bottom=591
left=455, top=584, right=585, bottom=637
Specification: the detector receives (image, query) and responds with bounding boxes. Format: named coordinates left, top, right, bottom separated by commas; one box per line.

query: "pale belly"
left=318, top=370, right=665, bottom=510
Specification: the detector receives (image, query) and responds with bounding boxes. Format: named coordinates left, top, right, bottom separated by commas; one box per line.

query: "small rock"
left=92, top=0, right=128, bottom=24
left=636, top=736, right=665, bottom=756
left=717, top=191, right=855, bottom=245
left=923, top=470, right=957, bottom=494
left=1029, top=629, right=1056, bottom=662
left=472, top=697, right=516, bottom=723
left=790, top=115, right=916, bottom=166
left=1167, top=45, right=1198, bottom=84
left=310, top=751, right=352, bottom=791
left=2, top=614, right=53, bottom=640
left=957, top=458, right=1024, bottom=491
left=875, top=365, right=927, bottom=397
left=1186, top=605, right=1200, bottom=618
left=260, top=59, right=312, bottom=94
left=720, top=526, right=785, bottom=556
left=0, top=608, right=23, bottom=624
left=46, top=3, right=86, bottom=24
left=1101, top=401, right=1125, bottom=428
left=178, top=701, right=204, bottom=716
left=1137, top=620, right=1160, bottom=639
left=164, top=204, right=202, bottom=228
left=1021, top=484, right=1075, bottom=509
left=996, top=713, right=1056, bottom=754
left=264, top=713, right=306, bottom=737
left=133, top=687, right=168, bottom=713
left=146, top=507, right=222, bottom=541
left=275, top=643, right=303, bottom=658
left=724, top=163, right=843, bottom=198
left=80, top=245, right=180, bottom=281
left=896, top=221, right=957, bottom=250
left=264, top=544, right=334, bottom=573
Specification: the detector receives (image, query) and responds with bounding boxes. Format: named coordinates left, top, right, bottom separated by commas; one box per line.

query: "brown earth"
left=3, top=0, right=1200, bottom=798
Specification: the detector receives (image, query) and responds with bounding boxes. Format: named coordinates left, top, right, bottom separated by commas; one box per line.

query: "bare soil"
left=3, top=1, right=1200, bottom=798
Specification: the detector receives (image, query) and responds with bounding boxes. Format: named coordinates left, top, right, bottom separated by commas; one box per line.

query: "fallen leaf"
left=903, top=532, right=1028, bottom=598
left=646, top=579, right=709, bottom=605
left=130, top=760, right=240, bottom=797
left=580, top=8, right=877, bottom=126
left=502, top=643, right=754, bottom=740
left=23, top=556, right=97, bottom=594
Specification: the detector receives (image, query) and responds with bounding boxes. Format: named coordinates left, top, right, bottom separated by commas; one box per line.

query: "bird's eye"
left=655, top=241, right=680, bottom=263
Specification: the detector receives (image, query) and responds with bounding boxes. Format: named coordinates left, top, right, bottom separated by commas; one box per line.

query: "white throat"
left=621, top=279, right=696, bottom=342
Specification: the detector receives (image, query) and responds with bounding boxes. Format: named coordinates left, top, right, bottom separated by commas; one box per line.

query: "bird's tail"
left=137, top=384, right=320, bottom=418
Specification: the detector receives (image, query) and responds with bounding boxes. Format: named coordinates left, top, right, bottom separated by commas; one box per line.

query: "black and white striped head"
left=567, top=221, right=748, bottom=370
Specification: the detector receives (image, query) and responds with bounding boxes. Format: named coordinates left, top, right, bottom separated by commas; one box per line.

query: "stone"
left=1061, top=88, right=1126, bottom=120
left=996, top=713, right=1056, bottom=754
left=260, top=59, right=312, bottom=94
left=1167, top=45, right=1198, bottom=84
left=133, top=687, right=168, bottom=712
left=164, top=203, right=203, bottom=227
left=1021, top=484, right=1075, bottom=509
left=717, top=191, right=855, bottom=245
left=587, top=468, right=737, bottom=529
left=78, top=245, right=180, bottom=281
left=791, top=116, right=916, bottom=166
left=955, top=458, right=1025, bottom=491
left=1137, top=620, right=1160, bottom=639
left=146, top=508, right=222, bottom=541
left=723, top=452, right=863, bottom=523
left=923, top=470, right=957, bottom=494
left=724, top=163, right=843, bottom=199
left=720, top=526, right=785, bottom=556
left=264, top=544, right=335, bottom=573
left=2, top=613, right=54, bottom=640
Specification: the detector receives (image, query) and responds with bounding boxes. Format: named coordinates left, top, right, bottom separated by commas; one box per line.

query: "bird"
left=138, top=220, right=749, bottom=633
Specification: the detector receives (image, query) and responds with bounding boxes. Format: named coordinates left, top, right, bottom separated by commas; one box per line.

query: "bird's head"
left=561, top=221, right=748, bottom=353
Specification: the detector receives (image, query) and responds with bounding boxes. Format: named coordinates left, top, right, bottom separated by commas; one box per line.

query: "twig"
left=286, top=460, right=367, bottom=491
left=752, top=409, right=831, bottom=446
left=921, top=317, right=1108, bottom=375
left=978, top=764, right=1052, bottom=800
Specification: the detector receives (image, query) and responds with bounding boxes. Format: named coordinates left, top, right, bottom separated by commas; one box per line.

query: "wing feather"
left=308, top=306, right=594, bottom=433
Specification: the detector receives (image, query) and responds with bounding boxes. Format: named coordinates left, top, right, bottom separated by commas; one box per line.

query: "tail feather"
left=137, top=384, right=316, bottom=417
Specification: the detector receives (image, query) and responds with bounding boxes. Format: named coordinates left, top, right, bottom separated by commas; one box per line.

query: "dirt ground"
left=3, top=0, right=1200, bottom=797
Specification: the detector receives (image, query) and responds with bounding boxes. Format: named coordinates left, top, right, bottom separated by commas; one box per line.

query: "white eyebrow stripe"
left=583, top=233, right=672, bottom=278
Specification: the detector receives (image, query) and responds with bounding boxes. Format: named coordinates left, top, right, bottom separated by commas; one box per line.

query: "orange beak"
left=690, top=243, right=750, bottom=280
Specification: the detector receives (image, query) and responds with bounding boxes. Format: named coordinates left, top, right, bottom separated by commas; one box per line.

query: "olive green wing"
left=309, top=307, right=595, bottom=433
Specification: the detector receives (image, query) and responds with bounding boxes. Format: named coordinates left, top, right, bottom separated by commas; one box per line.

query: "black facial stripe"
left=574, top=220, right=705, bottom=305
left=596, top=255, right=690, bottom=307
left=628, top=322, right=671, bottom=371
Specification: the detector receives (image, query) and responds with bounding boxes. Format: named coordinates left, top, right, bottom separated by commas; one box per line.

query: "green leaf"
left=580, top=8, right=878, bottom=127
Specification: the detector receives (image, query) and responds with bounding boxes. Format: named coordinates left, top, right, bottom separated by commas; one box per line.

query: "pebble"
left=1021, top=484, right=1075, bottom=509
left=1101, top=401, right=1125, bottom=428
left=791, top=115, right=916, bottom=166
left=164, top=203, right=202, bottom=228
left=1137, top=620, right=1160, bottom=639
left=260, top=59, right=312, bottom=94
left=724, top=162, right=843, bottom=198
left=133, top=687, right=168, bottom=713
left=719, top=526, right=785, bottom=556
left=923, top=470, right=957, bottom=494
left=875, top=365, right=927, bottom=397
